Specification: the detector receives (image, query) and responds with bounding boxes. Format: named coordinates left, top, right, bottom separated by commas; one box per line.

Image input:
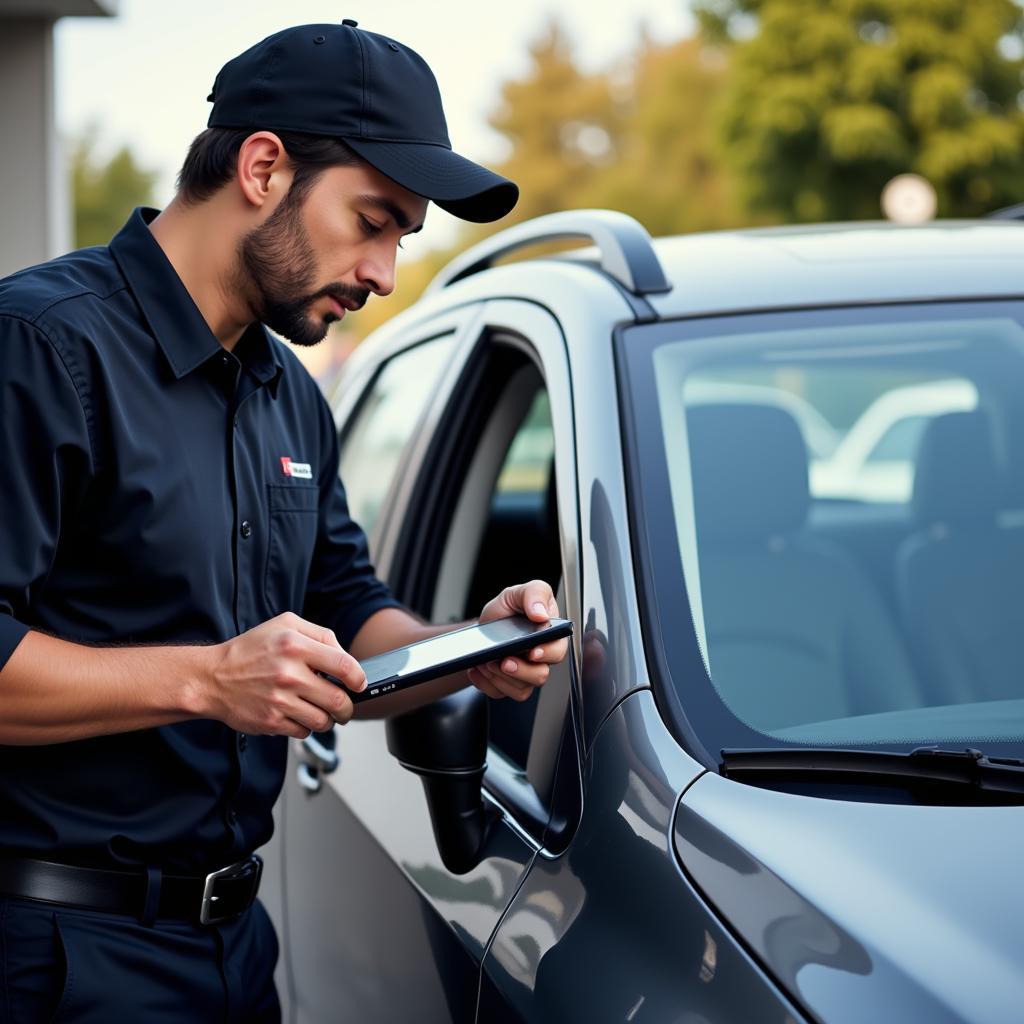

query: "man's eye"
left=359, top=213, right=406, bottom=249
left=358, top=214, right=383, bottom=237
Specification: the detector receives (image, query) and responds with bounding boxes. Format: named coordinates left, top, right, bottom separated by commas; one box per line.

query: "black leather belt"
left=0, top=854, right=263, bottom=926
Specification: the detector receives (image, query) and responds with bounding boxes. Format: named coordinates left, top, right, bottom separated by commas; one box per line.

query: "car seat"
left=896, top=410, right=1024, bottom=705
left=686, top=403, right=922, bottom=731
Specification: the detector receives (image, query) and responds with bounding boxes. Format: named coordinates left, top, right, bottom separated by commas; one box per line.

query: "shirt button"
left=227, top=808, right=238, bottom=825
left=240, top=520, right=252, bottom=539
left=238, top=733, right=248, bottom=752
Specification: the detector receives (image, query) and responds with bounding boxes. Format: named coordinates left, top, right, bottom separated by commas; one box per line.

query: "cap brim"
left=343, top=138, right=518, bottom=223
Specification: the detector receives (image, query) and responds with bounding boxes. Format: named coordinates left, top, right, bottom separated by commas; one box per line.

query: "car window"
left=494, top=391, right=554, bottom=495
left=481, top=389, right=557, bottom=771
left=688, top=368, right=978, bottom=505
left=864, top=415, right=928, bottom=463
left=420, top=345, right=565, bottom=774
left=812, top=377, right=979, bottom=501
left=625, top=303, right=1024, bottom=762
left=338, top=334, right=455, bottom=540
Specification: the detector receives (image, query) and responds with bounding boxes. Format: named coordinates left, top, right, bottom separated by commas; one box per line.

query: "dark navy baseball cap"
left=206, top=20, right=518, bottom=223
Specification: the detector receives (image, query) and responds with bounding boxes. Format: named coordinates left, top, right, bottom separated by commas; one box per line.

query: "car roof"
left=360, top=217, right=1024, bottom=371
left=640, top=220, right=1024, bottom=319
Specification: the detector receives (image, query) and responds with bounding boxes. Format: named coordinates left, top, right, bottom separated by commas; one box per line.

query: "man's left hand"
left=469, top=581, right=569, bottom=701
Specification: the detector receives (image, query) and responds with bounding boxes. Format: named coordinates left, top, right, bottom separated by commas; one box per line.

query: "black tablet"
left=347, top=615, right=573, bottom=703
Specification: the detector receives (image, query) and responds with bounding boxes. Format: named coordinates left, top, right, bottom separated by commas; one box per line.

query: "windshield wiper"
left=720, top=746, right=1024, bottom=797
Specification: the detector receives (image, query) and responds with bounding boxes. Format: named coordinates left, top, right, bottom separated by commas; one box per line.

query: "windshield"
left=622, top=302, right=1024, bottom=761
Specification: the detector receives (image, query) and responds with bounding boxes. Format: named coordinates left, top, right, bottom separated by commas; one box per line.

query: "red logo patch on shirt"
left=280, top=457, right=313, bottom=480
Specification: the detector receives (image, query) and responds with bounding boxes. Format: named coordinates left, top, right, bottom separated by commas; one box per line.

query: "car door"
left=277, top=302, right=583, bottom=1024
left=270, top=308, right=476, bottom=1023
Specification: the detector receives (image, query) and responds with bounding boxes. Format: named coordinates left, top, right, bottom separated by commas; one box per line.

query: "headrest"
left=912, top=410, right=999, bottom=525
left=686, top=403, right=809, bottom=540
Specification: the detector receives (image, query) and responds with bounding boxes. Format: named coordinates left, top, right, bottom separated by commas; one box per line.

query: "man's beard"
left=236, top=188, right=369, bottom=347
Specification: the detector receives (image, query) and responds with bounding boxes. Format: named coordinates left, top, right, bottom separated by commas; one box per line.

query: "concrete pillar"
left=0, top=17, right=70, bottom=276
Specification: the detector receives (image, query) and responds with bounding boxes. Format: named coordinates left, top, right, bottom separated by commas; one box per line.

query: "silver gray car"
left=261, top=210, right=1024, bottom=1023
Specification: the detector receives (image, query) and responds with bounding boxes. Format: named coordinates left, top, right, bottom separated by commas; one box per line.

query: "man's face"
left=237, top=160, right=427, bottom=347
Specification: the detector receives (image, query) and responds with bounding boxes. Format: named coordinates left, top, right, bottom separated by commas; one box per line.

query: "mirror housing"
left=386, top=688, right=499, bottom=874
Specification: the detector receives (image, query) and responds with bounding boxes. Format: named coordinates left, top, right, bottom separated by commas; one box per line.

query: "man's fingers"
left=472, top=646, right=554, bottom=702
left=291, top=671, right=355, bottom=725
left=500, top=680, right=535, bottom=702
left=479, top=660, right=535, bottom=701
left=280, top=612, right=343, bottom=649
left=521, top=581, right=556, bottom=622
left=497, top=655, right=550, bottom=688
left=276, top=630, right=366, bottom=692
left=279, top=670, right=359, bottom=731
left=468, top=666, right=506, bottom=700
left=484, top=659, right=529, bottom=689
left=525, top=637, right=569, bottom=665
left=276, top=692, right=335, bottom=735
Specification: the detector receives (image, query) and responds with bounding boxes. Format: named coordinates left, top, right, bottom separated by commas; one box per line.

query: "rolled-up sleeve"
left=301, top=390, right=403, bottom=650
left=0, top=316, right=94, bottom=670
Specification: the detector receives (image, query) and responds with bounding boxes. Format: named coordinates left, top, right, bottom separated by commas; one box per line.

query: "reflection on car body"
left=261, top=211, right=1024, bottom=1024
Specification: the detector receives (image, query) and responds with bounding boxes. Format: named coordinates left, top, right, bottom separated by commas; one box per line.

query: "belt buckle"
left=200, top=854, right=263, bottom=926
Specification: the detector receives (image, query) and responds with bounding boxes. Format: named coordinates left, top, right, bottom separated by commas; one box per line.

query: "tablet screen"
left=362, top=616, right=565, bottom=686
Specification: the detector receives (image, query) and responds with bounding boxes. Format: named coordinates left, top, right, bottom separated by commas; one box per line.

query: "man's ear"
left=236, top=132, right=292, bottom=210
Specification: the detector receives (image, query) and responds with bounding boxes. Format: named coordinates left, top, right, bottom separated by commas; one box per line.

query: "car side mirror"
left=385, top=687, right=500, bottom=874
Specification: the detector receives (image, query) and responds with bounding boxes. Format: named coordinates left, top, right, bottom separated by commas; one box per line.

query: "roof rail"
left=425, top=209, right=672, bottom=296
left=987, top=202, right=1024, bottom=220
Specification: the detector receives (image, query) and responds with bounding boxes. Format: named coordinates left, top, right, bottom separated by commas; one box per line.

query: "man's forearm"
left=0, top=612, right=379, bottom=744
left=0, top=609, right=465, bottom=743
left=0, top=630, right=204, bottom=745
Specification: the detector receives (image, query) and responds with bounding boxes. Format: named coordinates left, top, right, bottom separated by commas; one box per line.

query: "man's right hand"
left=199, top=613, right=367, bottom=738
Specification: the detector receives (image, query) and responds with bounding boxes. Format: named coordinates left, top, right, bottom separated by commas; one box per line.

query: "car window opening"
left=630, top=306, right=1024, bottom=768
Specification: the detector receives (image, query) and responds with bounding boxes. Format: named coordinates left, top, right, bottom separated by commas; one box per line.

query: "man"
left=0, top=21, right=567, bottom=1022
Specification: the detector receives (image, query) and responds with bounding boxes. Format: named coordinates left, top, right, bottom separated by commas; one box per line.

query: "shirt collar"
left=236, top=323, right=285, bottom=398
left=109, top=207, right=284, bottom=396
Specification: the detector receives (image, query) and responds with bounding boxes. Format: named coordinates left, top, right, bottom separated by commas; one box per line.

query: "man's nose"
left=354, top=247, right=396, bottom=297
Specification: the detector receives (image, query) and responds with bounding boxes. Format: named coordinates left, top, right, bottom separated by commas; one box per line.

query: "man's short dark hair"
left=176, top=127, right=362, bottom=206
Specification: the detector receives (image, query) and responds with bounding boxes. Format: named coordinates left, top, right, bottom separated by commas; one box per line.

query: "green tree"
left=695, top=0, right=1024, bottom=220
left=586, top=34, right=746, bottom=234
left=488, top=22, right=745, bottom=234
left=489, top=19, right=628, bottom=226
left=72, top=129, right=157, bottom=247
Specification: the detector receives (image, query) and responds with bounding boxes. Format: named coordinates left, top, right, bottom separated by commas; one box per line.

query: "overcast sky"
left=55, top=0, right=696, bottom=252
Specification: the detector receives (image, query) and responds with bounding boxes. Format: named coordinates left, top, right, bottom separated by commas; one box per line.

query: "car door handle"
left=299, top=731, right=340, bottom=773
left=296, top=761, right=322, bottom=795
left=293, top=732, right=340, bottom=796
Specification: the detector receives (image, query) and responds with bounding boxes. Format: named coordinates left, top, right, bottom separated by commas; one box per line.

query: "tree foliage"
left=489, top=22, right=626, bottom=224
left=694, top=0, right=1024, bottom=219
left=590, top=34, right=747, bottom=234
left=72, top=129, right=157, bottom=248
left=488, top=21, right=744, bottom=234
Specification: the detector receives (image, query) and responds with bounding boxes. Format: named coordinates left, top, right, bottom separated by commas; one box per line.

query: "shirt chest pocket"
left=264, top=484, right=320, bottom=615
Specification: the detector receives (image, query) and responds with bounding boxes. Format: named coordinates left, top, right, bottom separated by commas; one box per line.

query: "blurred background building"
left=0, top=0, right=117, bottom=277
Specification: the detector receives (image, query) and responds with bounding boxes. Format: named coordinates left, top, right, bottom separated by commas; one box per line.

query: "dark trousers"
left=0, top=895, right=280, bottom=1023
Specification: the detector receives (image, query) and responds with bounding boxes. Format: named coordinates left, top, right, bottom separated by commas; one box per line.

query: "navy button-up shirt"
left=0, top=208, right=401, bottom=872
